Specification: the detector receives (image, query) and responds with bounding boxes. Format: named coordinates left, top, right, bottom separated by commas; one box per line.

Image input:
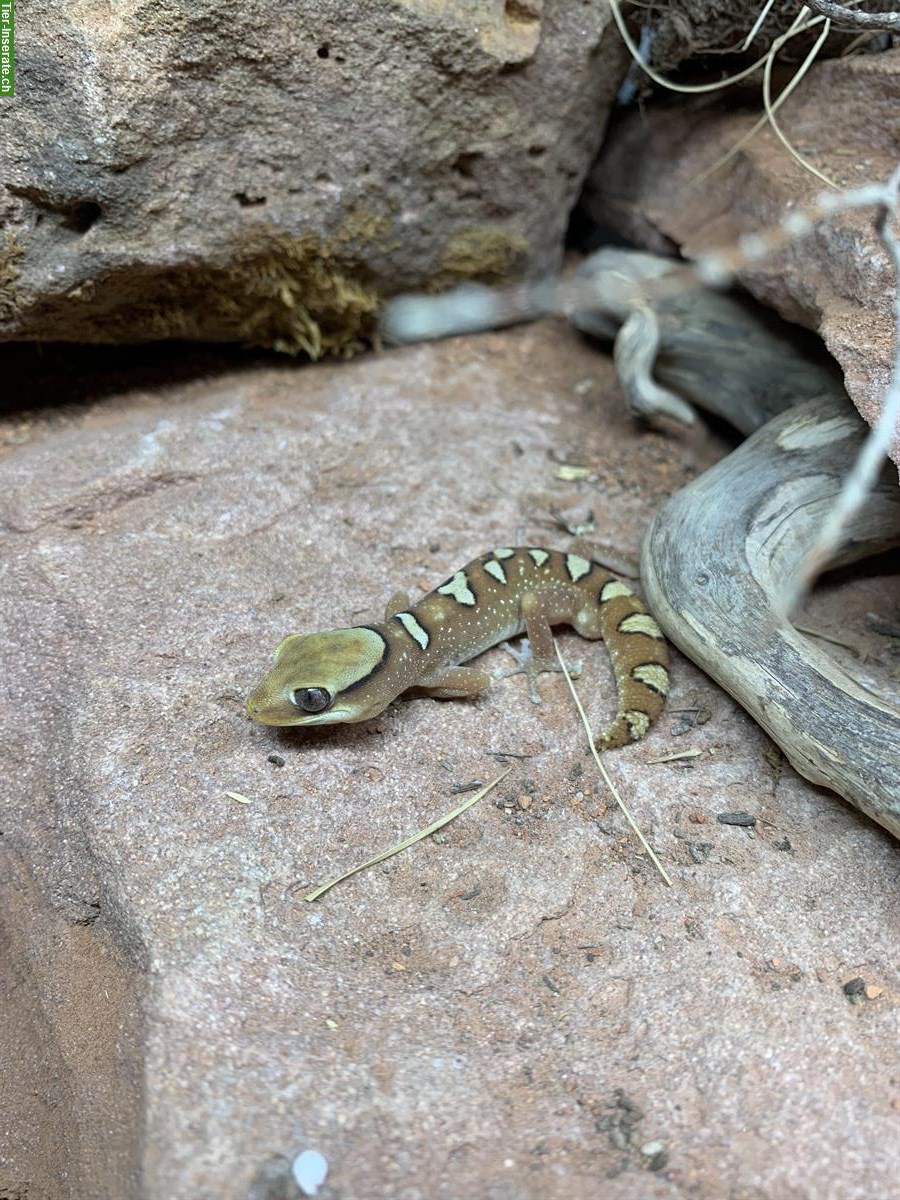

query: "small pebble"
left=517, top=795, right=532, bottom=810
left=716, top=811, right=756, bottom=827
left=268, top=754, right=285, bottom=768
left=641, top=1141, right=664, bottom=1157
left=865, top=984, right=884, bottom=1000
left=689, top=842, right=714, bottom=864
left=843, top=977, right=866, bottom=1003
left=292, top=1149, right=328, bottom=1197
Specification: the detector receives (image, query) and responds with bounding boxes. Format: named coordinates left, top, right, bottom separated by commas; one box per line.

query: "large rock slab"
left=2, top=329, right=899, bottom=1198
left=1, top=1, right=625, bottom=351
left=583, top=49, right=900, bottom=464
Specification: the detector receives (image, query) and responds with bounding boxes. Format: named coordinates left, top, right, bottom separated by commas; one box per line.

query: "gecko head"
left=246, top=626, right=392, bottom=726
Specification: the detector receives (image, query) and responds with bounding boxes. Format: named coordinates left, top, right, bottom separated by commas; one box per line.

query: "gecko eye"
left=291, top=687, right=332, bottom=713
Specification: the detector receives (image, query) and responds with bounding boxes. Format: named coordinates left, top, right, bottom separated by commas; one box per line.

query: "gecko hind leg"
left=494, top=639, right=585, bottom=702
left=494, top=593, right=584, bottom=702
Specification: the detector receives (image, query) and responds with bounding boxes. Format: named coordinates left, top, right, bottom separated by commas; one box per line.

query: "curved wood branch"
left=802, top=1, right=900, bottom=32
left=641, top=395, right=900, bottom=838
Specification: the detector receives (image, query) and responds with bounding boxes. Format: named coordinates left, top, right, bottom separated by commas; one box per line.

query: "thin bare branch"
left=802, top=1, right=900, bottom=31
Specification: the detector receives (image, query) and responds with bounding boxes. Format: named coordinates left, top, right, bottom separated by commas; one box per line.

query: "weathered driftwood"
left=571, top=250, right=846, bottom=435
left=381, top=248, right=846, bottom=434
left=641, top=396, right=900, bottom=839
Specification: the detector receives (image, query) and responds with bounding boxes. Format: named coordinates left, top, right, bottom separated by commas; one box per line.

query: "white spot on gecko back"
left=633, top=663, right=669, bottom=695
left=566, top=553, right=592, bottom=582
left=438, top=570, right=476, bottom=606
left=619, top=613, right=663, bottom=638
left=395, top=611, right=430, bottom=649
left=600, top=580, right=633, bottom=602
left=624, top=710, right=651, bottom=739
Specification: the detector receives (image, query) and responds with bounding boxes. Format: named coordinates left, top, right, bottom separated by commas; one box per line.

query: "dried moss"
left=0, top=232, right=24, bottom=326
left=435, top=227, right=529, bottom=288
left=5, top=213, right=386, bottom=357
left=104, top=236, right=377, bottom=356
left=328, top=206, right=392, bottom=253
left=4, top=212, right=530, bottom=354
left=92, top=220, right=527, bottom=352
left=218, top=226, right=382, bottom=358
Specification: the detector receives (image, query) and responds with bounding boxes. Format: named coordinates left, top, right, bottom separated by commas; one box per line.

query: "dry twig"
left=553, top=639, right=673, bottom=887
left=301, top=769, right=511, bottom=901
left=801, top=1, right=900, bottom=31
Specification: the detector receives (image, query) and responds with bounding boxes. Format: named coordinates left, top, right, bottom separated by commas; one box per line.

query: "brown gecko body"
left=247, top=547, right=669, bottom=750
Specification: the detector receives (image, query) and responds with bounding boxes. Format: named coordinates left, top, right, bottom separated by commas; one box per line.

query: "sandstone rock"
left=2, top=330, right=899, bottom=1197
left=583, top=49, right=900, bottom=464
left=0, top=0, right=627, bottom=352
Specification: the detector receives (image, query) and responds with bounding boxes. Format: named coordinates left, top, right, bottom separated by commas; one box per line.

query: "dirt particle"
left=639, top=1140, right=669, bottom=1169
left=716, top=811, right=756, bottom=827
left=595, top=1089, right=644, bottom=1151
left=450, top=779, right=483, bottom=794
left=843, top=977, right=866, bottom=1004
left=670, top=706, right=712, bottom=736
left=763, top=742, right=784, bottom=772
left=689, top=842, right=714, bottom=864
left=456, top=885, right=482, bottom=901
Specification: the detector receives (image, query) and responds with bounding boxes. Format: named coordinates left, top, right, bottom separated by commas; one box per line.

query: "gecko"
left=246, top=547, right=669, bottom=750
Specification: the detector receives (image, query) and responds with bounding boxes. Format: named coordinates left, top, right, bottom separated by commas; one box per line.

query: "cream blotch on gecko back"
left=246, top=547, right=670, bottom=749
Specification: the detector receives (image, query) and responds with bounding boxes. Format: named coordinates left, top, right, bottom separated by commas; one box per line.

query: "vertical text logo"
left=0, top=0, right=13, bottom=97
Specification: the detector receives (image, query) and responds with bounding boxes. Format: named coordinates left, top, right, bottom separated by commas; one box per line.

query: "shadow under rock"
left=3, top=339, right=313, bottom=415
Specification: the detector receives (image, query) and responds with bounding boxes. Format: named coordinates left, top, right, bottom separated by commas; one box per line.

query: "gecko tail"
left=593, top=585, right=670, bottom=750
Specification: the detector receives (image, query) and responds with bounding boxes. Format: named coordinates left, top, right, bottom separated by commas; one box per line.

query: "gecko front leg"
left=413, top=665, right=492, bottom=699
left=384, top=590, right=412, bottom=620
